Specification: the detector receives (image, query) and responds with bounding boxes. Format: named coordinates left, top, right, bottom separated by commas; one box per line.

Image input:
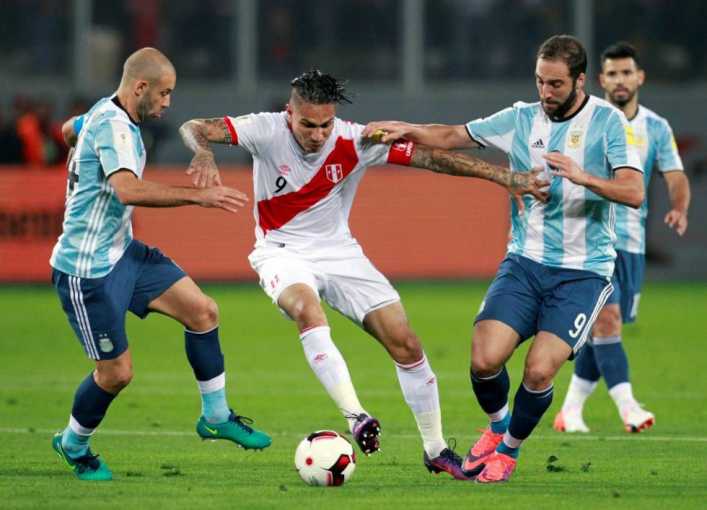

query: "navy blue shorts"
left=475, top=254, right=614, bottom=358
left=606, top=249, right=645, bottom=324
left=52, top=240, right=186, bottom=360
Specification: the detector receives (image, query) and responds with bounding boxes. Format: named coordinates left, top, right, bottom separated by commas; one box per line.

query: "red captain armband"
left=386, top=139, right=415, bottom=166
left=223, top=116, right=239, bottom=145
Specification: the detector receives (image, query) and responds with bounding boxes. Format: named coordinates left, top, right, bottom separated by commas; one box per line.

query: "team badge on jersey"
left=325, top=163, right=344, bottom=183
left=568, top=129, right=584, bottom=149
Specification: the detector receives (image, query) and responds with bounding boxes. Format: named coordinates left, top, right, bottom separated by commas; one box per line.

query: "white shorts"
left=248, top=240, right=400, bottom=324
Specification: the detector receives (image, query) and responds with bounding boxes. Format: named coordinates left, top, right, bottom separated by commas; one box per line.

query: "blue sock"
left=61, top=426, right=90, bottom=458
left=574, top=340, right=601, bottom=382
left=508, top=383, right=554, bottom=443
left=496, top=441, right=520, bottom=459
left=490, top=413, right=510, bottom=434
left=185, top=327, right=225, bottom=381
left=63, top=373, right=116, bottom=458
left=593, top=336, right=629, bottom=389
left=471, top=366, right=510, bottom=426
left=202, top=387, right=230, bottom=424
left=185, top=327, right=231, bottom=423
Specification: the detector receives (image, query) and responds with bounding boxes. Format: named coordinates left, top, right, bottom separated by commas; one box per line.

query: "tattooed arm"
left=410, top=145, right=549, bottom=203
left=179, top=118, right=233, bottom=188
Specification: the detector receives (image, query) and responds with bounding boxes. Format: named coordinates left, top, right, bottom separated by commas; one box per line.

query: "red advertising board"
left=0, top=166, right=509, bottom=282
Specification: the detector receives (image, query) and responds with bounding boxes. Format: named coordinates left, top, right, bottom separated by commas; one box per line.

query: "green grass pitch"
left=2, top=281, right=706, bottom=509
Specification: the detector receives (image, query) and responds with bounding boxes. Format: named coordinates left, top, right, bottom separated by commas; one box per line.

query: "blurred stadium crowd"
left=0, top=95, right=169, bottom=166
left=1, top=0, right=705, bottom=82
left=1, top=0, right=705, bottom=168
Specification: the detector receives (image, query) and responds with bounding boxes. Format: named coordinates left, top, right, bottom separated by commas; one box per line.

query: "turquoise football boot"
left=196, top=409, right=272, bottom=450
left=52, top=432, right=112, bottom=481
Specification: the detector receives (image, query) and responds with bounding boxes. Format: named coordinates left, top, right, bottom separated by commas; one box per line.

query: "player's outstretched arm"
left=543, top=153, right=644, bottom=208
left=409, top=145, right=549, bottom=203
left=61, top=116, right=80, bottom=147
left=363, top=121, right=478, bottom=149
left=108, top=170, right=248, bottom=213
left=179, top=118, right=234, bottom=188
left=663, top=171, right=691, bottom=236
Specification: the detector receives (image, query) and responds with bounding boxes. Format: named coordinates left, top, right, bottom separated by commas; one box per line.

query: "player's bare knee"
left=188, top=295, right=219, bottom=331
left=522, top=362, right=554, bottom=390
left=96, top=364, right=133, bottom=393
left=112, top=368, right=134, bottom=390
left=471, top=355, right=503, bottom=378
left=202, top=296, right=219, bottom=326
left=471, top=338, right=503, bottom=376
left=292, top=301, right=326, bottom=330
left=593, top=307, right=621, bottom=337
left=390, top=329, right=423, bottom=364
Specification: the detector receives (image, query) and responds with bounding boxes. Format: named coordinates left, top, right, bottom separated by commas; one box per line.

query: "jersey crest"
left=257, top=137, right=359, bottom=234
left=325, top=163, right=344, bottom=183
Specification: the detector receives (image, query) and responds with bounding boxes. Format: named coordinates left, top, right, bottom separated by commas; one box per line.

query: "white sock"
left=395, top=354, right=446, bottom=458
left=502, top=430, right=523, bottom=449
left=561, top=374, right=598, bottom=414
left=300, top=326, right=366, bottom=432
left=608, top=382, right=636, bottom=415
left=489, top=402, right=509, bottom=423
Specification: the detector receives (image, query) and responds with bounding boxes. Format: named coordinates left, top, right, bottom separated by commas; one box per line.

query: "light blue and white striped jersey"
left=467, top=95, right=643, bottom=277
left=615, top=106, right=683, bottom=254
left=50, top=96, right=146, bottom=278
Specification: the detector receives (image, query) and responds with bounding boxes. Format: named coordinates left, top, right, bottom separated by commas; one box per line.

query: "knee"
left=389, top=328, right=423, bottom=364
left=593, top=307, right=621, bottom=337
left=471, top=339, right=504, bottom=377
left=290, top=300, right=326, bottom=329
left=471, top=356, right=503, bottom=377
left=188, top=295, right=219, bottom=331
left=522, top=361, right=555, bottom=390
left=95, top=364, right=133, bottom=393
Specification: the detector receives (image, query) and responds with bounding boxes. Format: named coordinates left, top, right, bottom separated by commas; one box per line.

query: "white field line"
left=1, top=384, right=703, bottom=401
left=2, top=427, right=706, bottom=443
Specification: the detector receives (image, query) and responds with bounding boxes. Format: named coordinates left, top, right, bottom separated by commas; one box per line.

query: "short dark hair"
left=600, top=41, right=641, bottom=69
left=290, top=69, right=352, bottom=105
left=537, top=35, right=587, bottom=80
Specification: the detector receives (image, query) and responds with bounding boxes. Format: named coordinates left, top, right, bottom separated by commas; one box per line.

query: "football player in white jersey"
left=554, top=42, right=691, bottom=434
left=51, top=48, right=271, bottom=482
left=179, top=69, right=547, bottom=480
left=364, top=35, right=645, bottom=483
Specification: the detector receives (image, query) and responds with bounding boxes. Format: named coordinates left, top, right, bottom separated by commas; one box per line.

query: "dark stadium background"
left=1, top=0, right=704, bottom=282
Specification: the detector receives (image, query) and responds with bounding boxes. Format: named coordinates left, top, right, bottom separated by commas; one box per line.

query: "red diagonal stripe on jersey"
left=223, top=116, right=239, bottom=145
left=257, top=137, right=359, bottom=234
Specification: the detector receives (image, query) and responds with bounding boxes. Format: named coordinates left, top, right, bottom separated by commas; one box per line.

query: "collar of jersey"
left=111, top=95, right=139, bottom=126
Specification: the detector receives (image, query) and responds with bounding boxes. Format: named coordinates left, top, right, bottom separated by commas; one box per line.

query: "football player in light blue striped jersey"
left=555, top=41, right=691, bottom=435
left=364, top=35, right=645, bottom=482
left=51, top=48, right=269, bottom=481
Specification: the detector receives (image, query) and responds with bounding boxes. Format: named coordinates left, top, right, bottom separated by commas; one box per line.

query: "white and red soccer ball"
left=294, top=430, right=356, bottom=486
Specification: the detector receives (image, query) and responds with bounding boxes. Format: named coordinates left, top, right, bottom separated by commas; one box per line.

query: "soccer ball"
left=294, top=430, right=356, bottom=486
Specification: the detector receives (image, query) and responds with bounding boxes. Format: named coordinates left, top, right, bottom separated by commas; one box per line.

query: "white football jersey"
left=224, top=112, right=414, bottom=247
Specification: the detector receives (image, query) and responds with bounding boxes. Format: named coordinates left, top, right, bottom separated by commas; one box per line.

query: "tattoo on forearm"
left=179, top=118, right=231, bottom=154
left=202, top=117, right=232, bottom=145
left=180, top=122, right=210, bottom=153
left=411, top=145, right=513, bottom=187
